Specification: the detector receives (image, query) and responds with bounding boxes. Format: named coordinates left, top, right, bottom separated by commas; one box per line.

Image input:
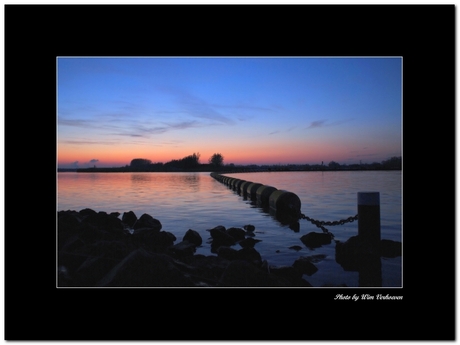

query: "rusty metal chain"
left=299, top=213, right=358, bottom=238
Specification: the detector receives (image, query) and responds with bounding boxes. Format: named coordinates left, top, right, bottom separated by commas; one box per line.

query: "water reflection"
left=130, top=172, right=201, bottom=193
left=58, top=171, right=401, bottom=287
left=131, top=173, right=153, bottom=183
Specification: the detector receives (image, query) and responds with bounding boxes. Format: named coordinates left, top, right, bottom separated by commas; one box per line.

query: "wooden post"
left=357, top=192, right=381, bottom=245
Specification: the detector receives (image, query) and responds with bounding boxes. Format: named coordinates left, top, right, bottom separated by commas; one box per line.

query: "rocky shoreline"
left=58, top=209, right=401, bottom=287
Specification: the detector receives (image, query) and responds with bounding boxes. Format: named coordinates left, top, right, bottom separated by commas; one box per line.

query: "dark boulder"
left=236, top=247, right=262, bottom=266
left=292, top=257, right=319, bottom=276
left=270, top=265, right=313, bottom=286
left=238, top=237, right=262, bottom=248
left=58, top=210, right=82, bottom=233
left=208, top=226, right=236, bottom=248
left=79, top=208, right=97, bottom=218
left=270, top=265, right=302, bottom=281
left=300, top=232, right=332, bottom=248
left=226, top=227, right=246, bottom=242
left=335, top=235, right=380, bottom=271
left=335, top=236, right=401, bottom=271
left=58, top=211, right=84, bottom=249
left=151, top=231, right=176, bottom=250
left=122, top=211, right=137, bottom=228
left=178, top=254, right=231, bottom=286
left=78, top=222, right=106, bottom=244
left=380, top=239, right=402, bottom=258
left=82, top=211, right=124, bottom=236
left=243, top=224, right=255, bottom=232
left=183, top=229, right=202, bottom=247
left=217, top=246, right=239, bottom=261
left=133, top=213, right=162, bottom=232
left=169, top=240, right=196, bottom=257
left=97, top=249, right=194, bottom=287
left=218, top=260, right=287, bottom=287
left=60, top=236, right=134, bottom=286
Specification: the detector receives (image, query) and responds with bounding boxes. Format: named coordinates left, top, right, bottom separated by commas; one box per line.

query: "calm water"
left=57, top=170, right=402, bottom=287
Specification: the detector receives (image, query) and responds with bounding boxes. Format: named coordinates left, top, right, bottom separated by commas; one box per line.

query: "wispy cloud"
left=177, top=94, right=236, bottom=125
left=155, top=86, right=277, bottom=126
left=58, top=118, right=92, bottom=128
left=305, top=118, right=354, bottom=129
left=268, top=126, right=296, bottom=135
left=306, top=120, right=328, bottom=129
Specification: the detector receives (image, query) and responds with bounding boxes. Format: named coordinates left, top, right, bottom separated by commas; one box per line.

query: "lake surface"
left=57, top=170, right=402, bottom=287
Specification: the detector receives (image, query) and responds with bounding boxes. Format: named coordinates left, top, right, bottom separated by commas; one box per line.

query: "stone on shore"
left=183, top=229, right=202, bottom=247
left=58, top=208, right=313, bottom=287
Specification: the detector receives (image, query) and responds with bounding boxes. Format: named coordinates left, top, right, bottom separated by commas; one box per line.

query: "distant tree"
left=328, top=161, right=341, bottom=170
left=130, top=158, right=152, bottom=167
left=179, top=152, right=201, bottom=169
left=381, top=156, right=402, bottom=170
left=209, top=153, right=224, bottom=167
left=163, top=153, right=201, bottom=170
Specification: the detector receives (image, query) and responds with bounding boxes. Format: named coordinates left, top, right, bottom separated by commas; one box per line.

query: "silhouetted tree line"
left=126, top=153, right=203, bottom=172
left=69, top=155, right=401, bottom=173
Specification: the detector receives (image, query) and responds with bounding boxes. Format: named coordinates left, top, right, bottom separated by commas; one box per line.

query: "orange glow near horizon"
left=58, top=139, right=386, bottom=168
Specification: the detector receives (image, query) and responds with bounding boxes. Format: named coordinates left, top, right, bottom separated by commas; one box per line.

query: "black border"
left=4, top=4, right=455, bottom=341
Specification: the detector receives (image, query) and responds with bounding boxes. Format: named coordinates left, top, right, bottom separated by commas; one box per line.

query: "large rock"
left=300, top=232, right=332, bottom=248
left=292, top=257, right=318, bottom=276
left=217, top=246, right=239, bottom=261
left=380, top=239, right=402, bottom=258
left=238, top=237, right=262, bottom=248
left=121, top=211, right=137, bottom=228
left=133, top=213, right=162, bottom=232
left=335, top=235, right=402, bottom=271
left=132, top=229, right=176, bottom=252
left=335, top=235, right=380, bottom=271
left=218, top=260, right=287, bottom=287
left=169, top=240, right=196, bottom=257
left=269, top=265, right=313, bottom=287
left=208, top=226, right=236, bottom=248
left=82, top=211, right=124, bottom=236
left=183, top=229, right=202, bottom=247
left=225, top=227, right=246, bottom=242
left=79, top=208, right=97, bottom=218
left=97, top=249, right=194, bottom=287
left=58, top=211, right=84, bottom=249
left=236, top=247, right=262, bottom=266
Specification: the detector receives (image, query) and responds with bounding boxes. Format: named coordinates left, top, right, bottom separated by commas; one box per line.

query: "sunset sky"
left=57, top=57, right=402, bottom=169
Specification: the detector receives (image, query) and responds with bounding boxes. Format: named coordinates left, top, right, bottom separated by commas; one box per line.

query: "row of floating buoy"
left=210, top=172, right=302, bottom=223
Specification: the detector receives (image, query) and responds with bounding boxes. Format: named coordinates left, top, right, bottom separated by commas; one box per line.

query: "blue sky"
left=57, top=56, right=402, bottom=168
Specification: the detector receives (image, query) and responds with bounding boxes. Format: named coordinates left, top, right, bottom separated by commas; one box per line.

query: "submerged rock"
left=292, top=257, right=319, bottom=276
left=226, top=227, right=246, bottom=242
left=300, top=232, right=333, bottom=248
left=238, top=237, right=262, bottom=248
left=335, top=235, right=401, bottom=272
